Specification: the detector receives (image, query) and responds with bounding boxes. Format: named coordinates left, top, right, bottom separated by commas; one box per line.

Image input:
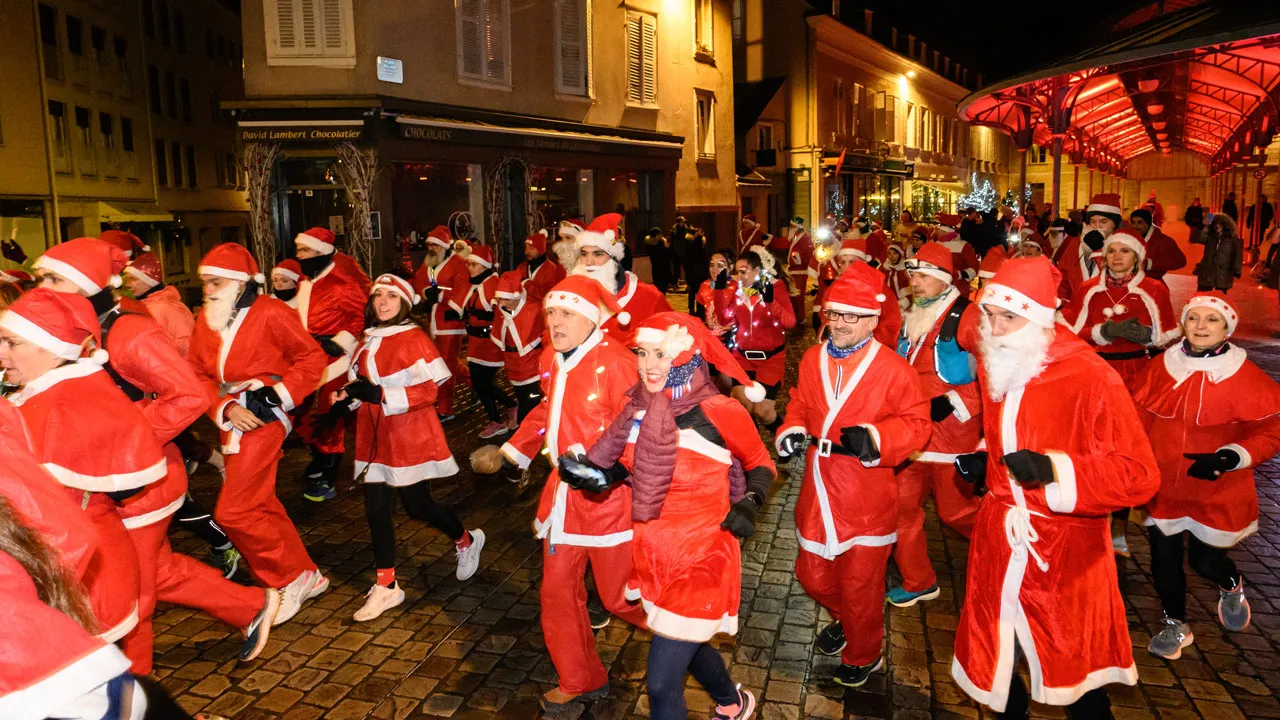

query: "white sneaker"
left=353, top=583, right=405, bottom=622
left=456, top=529, right=485, bottom=581
left=274, top=570, right=330, bottom=626
left=1113, top=533, right=1131, bottom=558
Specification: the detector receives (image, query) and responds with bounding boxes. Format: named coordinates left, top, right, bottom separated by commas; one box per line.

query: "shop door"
left=500, top=163, right=528, bottom=271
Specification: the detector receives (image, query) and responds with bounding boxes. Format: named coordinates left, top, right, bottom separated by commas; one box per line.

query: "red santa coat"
left=518, top=256, right=567, bottom=304
left=940, top=238, right=980, bottom=292
left=140, top=285, right=195, bottom=357
left=412, top=251, right=470, bottom=339
left=780, top=341, right=932, bottom=559
left=952, top=328, right=1160, bottom=712
left=1133, top=345, right=1280, bottom=546
left=883, top=262, right=911, bottom=309
left=617, top=395, right=775, bottom=642
left=1053, top=235, right=1099, bottom=300
left=349, top=323, right=458, bottom=485
left=1142, top=226, right=1187, bottom=281
left=695, top=279, right=736, bottom=338
left=491, top=294, right=546, bottom=386
left=297, top=253, right=370, bottom=387
left=737, top=225, right=768, bottom=256
left=1061, top=271, right=1179, bottom=391
left=899, top=293, right=983, bottom=458
left=714, top=279, right=796, bottom=386
left=462, top=272, right=503, bottom=366
left=189, top=296, right=327, bottom=454
left=865, top=229, right=889, bottom=265
left=502, top=330, right=637, bottom=546
left=788, top=231, right=815, bottom=296
left=600, top=272, right=671, bottom=347
left=812, top=258, right=839, bottom=309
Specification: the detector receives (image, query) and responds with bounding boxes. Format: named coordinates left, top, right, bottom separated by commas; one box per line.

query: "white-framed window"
left=695, top=90, right=715, bottom=160
left=625, top=10, right=657, bottom=107
left=757, top=124, right=773, bottom=151
left=264, top=0, right=355, bottom=68
left=456, top=0, right=511, bottom=87
left=75, top=106, right=96, bottom=176
left=554, top=0, right=591, bottom=96
left=694, top=0, right=713, bottom=57
left=48, top=101, right=69, bottom=173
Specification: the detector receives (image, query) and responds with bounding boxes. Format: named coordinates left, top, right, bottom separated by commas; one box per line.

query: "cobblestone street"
left=155, top=288, right=1280, bottom=720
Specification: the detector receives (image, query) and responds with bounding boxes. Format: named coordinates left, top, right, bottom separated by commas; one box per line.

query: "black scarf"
left=298, top=253, right=333, bottom=279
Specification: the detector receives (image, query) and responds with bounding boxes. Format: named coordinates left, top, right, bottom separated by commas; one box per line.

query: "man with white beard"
left=571, top=213, right=670, bottom=346
left=951, top=256, right=1160, bottom=720
left=188, top=243, right=332, bottom=624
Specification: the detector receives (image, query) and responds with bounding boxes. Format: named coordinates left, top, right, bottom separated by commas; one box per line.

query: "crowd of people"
left=0, top=188, right=1275, bottom=720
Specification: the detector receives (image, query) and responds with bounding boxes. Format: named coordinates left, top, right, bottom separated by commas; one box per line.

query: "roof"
left=734, top=77, right=787, bottom=140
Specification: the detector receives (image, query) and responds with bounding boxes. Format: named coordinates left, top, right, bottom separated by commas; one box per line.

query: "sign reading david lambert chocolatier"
left=239, top=125, right=364, bottom=142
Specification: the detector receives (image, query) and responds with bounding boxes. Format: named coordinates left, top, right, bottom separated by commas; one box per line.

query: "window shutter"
left=641, top=14, right=657, bottom=105
left=457, top=0, right=483, bottom=79
left=270, top=0, right=300, bottom=55
left=483, top=0, right=509, bottom=84
left=318, top=0, right=349, bottom=54
left=626, top=13, right=643, bottom=104
left=555, top=0, right=585, bottom=95
left=299, top=0, right=319, bottom=52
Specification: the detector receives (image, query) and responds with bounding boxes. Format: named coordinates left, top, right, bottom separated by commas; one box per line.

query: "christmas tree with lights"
left=958, top=172, right=996, bottom=212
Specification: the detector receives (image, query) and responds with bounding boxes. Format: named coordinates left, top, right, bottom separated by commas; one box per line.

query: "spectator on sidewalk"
left=1192, top=214, right=1243, bottom=293
left=1185, top=198, right=1205, bottom=237
left=1245, top=195, right=1275, bottom=246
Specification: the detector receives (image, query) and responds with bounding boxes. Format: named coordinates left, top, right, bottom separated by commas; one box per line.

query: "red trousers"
left=790, top=294, right=805, bottom=327
left=796, top=545, right=893, bottom=666
left=433, top=333, right=464, bottom=416
left=215, top=422, right=318, bottom=588
left=120, top=517, right=264, bottom=674
left=294, top=374, right=348, bottom=455
left=540, top=540, right=648, bottom=695
left=894, top=460, right=981, bottom=593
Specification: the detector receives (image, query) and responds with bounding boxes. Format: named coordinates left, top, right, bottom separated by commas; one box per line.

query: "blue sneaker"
left=886, top=584, right=940, bottom=608
left=302, top=479, right=336, bottom=502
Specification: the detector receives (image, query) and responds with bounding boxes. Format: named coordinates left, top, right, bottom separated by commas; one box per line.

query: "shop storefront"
left=820, top=151, right=913, bottom=231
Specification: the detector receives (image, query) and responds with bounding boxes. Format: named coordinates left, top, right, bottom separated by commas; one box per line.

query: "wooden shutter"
left=626, top=13, right=643, bottom=104
left=269, top=0, right=301, bottom=56
left=266, top=0, right=352, bottom=63
left=483, top=0, right=509, bottom=84
left=555, top=0, right=586, bottom=95
left=640, top=14, right=657, bottom=105
left=457, top=0, right=483, bottom=79
left=318, top=0, right=349, bottom=54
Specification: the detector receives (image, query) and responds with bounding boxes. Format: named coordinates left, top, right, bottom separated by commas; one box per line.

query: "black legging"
left=364, top=482, right=464, bottom=570
left=647, top=635, right=738, bottom=719
left=1147, top=526, right=1241, bottom=622
left=469, top=362, right=514, bottom=423
left=1003, top=671, right=1111, bottom=719
left=512, top=383, right=543, bottom=422
left=174, top=494, right=232, bottom=551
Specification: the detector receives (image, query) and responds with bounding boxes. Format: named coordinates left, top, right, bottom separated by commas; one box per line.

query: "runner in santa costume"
left=888, top=241, right=984, bottom=608
left=975, top=244, right=1007, bottom=296
left=826, top=237, right=902, bottom=345
left=560, top=312, right=775, bottom=720
left=777, top=263, right=932, bottom=688
left=462, top=242, right=517, bottom=438
left=572, top=213, right=671, bottom=346
left=99, top=228, right=148, bottom=260
left=488, top=275, right=649, bottom=711
left=492, top=270, right=547, bottom=421
left=713, top=246, right=795, bottom=432
left=933, top=214, right=979, bottom=295
left=336, top=273, right=485, bottom=622
left=1131, top=292, right=1280, bottom=659
left=554, top=218, right=585, bottom=270
left=410, top=225, right=471, bottom=420
left=736, top=213, right=770, bottom=256
left=271, top=258, right=302, bottom=308
left=882, top=243, right=911, bottom=311
left=122, top=251, right=193, bottom=357
left=951, top=256, right=1160, bottom=718
left=1129, top=208, right=1187, bottom=283
left=1057, top=193, right=1118, bottom=298
left=786, top=216, right=815, bottom=326
left=292, top=226, right=371, bottom=502
left=517, top=230, right=566, bottom=304
left=693, top=250, right=736, bottom=338
left=189, top=243, right=329, bottom=624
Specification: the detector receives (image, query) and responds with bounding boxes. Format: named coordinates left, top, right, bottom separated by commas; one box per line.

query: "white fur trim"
left=859, top=423, right=882, bottom=467
left=1143, top=515, right=1257, bottom=548
left=272, top=266, right=300, bottom=283
left=382, top=386, right=409, bottom=415
left=1042, top=451, right=1077, bottom=513
left=944, top=389, right=972, bottom=423
left=544, top=289, right=601, bottom=324
left=1086, top=203, right=1122, bottom=216
left=33, top=256, right=102, bottom=294
left=0, top=643, right=132, bottom=720
left=198, top=264, right=254, bottom=283
left=636, top=327, right=665, bottom=345
left=501, top=441, right=532, bottom=470
left=43, top=457, right=167, bottom=493
left=1181, top=296, right=1239, bottom=336
left=123, top=265, right=160, bottom=289
left=907, top=263, right=954, bottom=284
left=273, top=383, right=296, bottom=413
left=98, top=603, right=138, bottom=643
left=1221, top=443, right=1252, bottom=470
left=1091, top=323, right=1113, bottom=346
left=625, top=586, right=737, bottom=642
left=575, top=229, right=625, bottom=260
left=744, top=382, right=767, bottom=403
left=0, top=310, right=86, bottom=360
left=120, top=494, right=185, bottom=529
left=355, top=456, right=460, bottom=486
left=980, top=283, right=1057, bottom=328
left=1103, top=234, right=1145, bottom=260
left=331, top=330, right=358, bottom=354
left=824, top=300, right=882, bottom=316
left=294, top=231, right=334, bottom=255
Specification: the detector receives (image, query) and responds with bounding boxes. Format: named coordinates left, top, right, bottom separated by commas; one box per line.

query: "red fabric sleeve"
left=111, top=315, right=207, bottom=445
left=709, top=398, right=776, bottom=478
left=187, top=324, right=230, bottom=424
left=271, top=302, right=328, bottom=407
left=503, top=348, right=554, bottom=467
left=1234, top=415, right=1280, bottom=469
left=765, top=279, right=797, bottom=329
left=869, top=364, right=932, bottom=467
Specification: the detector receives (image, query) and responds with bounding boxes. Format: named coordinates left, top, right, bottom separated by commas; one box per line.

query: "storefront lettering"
left=398, top=122, right=677, bottom=157
left=239, top=127, right=364, bottom=142
left=400, top=126, right=454, bottom=141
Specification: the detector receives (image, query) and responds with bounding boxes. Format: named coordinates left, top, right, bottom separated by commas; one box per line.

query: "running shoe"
left=814, top=621, right=846, bottom=656
left=455, top=529, right=485, bottom=581
left=833, top=657, right=884, bottom=688
left=713, top=684, right=757, bottom=720
left=886, top=584, right=941, bottom=608
left=353, top=583, right=405, bottom=622
left=1148, top=616, right=1194, bottom=660
left=1219, top=582, right=1251, bottom=632
left=212, top=546, right=241, bottom=579
left=239, top=589, right=281, bottom=661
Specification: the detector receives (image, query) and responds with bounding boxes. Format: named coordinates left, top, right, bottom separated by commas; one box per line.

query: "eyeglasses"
left=823, top=310, right=871, bottom=324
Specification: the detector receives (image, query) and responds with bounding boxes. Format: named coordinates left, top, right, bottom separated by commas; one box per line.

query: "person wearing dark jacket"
left=1185, top=198, right=1205, bottom=236
left=645, top=227, right=670, bottom=294
left=1193, top=213, right=1243, bottom=292
left=1222, top=192, right=1238, bottom=222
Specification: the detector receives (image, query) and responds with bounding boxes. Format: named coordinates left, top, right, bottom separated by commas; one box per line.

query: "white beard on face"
left=903, top=287, right=954, bottom=345
left=570, top=257, right=621, bottom=295
left=552, top=240, right=579, bottom=272
left=203, top=282, right=243, bottom=331
left=979, top=314, right=1052, bottom=402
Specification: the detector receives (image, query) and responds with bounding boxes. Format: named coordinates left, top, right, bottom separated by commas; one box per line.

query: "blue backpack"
left=897, top=296, right=977, bottom=386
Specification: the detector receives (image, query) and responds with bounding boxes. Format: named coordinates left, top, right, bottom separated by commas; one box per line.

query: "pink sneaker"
left=507, top=406, right=519, bottom=430
left=479, top=421, right=507, bottom=439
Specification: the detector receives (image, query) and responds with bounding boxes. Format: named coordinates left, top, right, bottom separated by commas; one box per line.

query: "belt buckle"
left=817, top=438, right=833, bottom=457
left=744, top=350, right=767, bottom=360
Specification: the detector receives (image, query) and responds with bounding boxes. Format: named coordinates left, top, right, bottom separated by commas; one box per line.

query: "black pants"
left=647, top=635, right=738, bottom=719
left=1148, top=526, right=1240, bottom=621
left=468, top=362, right=514, bottom=423
left=174, top=493, right=232, bottom=550
left=512, top=383, right=543, bottom=422
left=364, top=482, right=464, bottom=570
left=1003, top=672, right=1111, bottom=719
left=172, top=427, right=212, bottom=464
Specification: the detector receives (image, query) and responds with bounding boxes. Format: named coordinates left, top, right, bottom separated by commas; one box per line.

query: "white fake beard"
left=552, top=240, right=579, bottom=272
left=979, top=314, right=1052, bottom=401
left=203, top=282, right=243, bottom=331
left=903, top=288, right=953, bottom=345
left=570, top=257, right=620, bottom=295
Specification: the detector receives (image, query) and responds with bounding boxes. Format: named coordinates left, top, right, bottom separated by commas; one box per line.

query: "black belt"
left=1098, top=347, right=1164, bottom=361
left=808, top=435, right=855, bottom=458
left=739, top=345, right=785, bottom=361
left=466, top=325, right=492, bottom=339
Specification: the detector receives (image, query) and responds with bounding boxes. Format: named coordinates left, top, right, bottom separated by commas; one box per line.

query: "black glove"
left=443, top=308, right=461, bottom=322
left=1, top=239, right=27, bottom=265
left=839, top=426, right=880, bottom=464
left=808, top=286, right=818, bottom=296
left=777, top=430, right=806, bottom=459
left=955, top=451, right=988, bottom=498
left=713, top=268, right=729, bottom=290
left=1184, top=449, right=1241, bottom=481
left=721, top=496, right=760, bottom=538
left=421, top=285, right=442, bottom=306
left=1118, top=318, right=1153, bottom=344
left=1083, top=229, right=1105, bottom=252
left=558, top=454, right=627, bottom=493
left=761, top=280, right=774, bottom=304
left=345, top=378, right=383, bottom=404
left=317, top=337, right=346, bottom=358
left=1002, top=449, right=1054, bottom=488
left=1098, top=320, right=1124, bottom=342
left=930, top=394, right=954, bottom=423
left=242, top=386, right=283, bottom=424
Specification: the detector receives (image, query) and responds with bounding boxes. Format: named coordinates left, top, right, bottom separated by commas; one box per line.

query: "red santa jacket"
left=940, top=237, right=980, bottom=290
left=737, top=225, right=769, bottom=256
left=1133, top=344, right=1280, bottom=546
left=812, top=258, right=839, bottom=309
left=491, top=294, right=546, bottom=386
left=695, top=278, right=736, bottom=338
left=882, top=260, right=910, bottom=309
left=865, top=229, right=889, bottom=265
left=952, top=328, right=1159, bottom=712
left=297, top=253, right=370, bottom=387
left=1061, top=271, right=1180, bottom=353
left=788, top=231, right=814, bottom=296
left=898, top=291, right=983, bottom=459
left=189, top=296, right=327, bottom=454
left=139, top=285, right=195, bottom=357
left=502, top=330, right=638, bottom=546
left=1142, top=226, right=1187, bottom=281
left=780, top=340, right=931, bottom=559
left=411, top=251, right=470, bottom=339
left=462, top=271, right=502, bottom=366
left=518, top=256, right=566, bottom=304
left=714, top=278, right=795, bottom=352
left=1053, top=235, right=1098, bottom=301
left=348, top=323, right=457, bottom=485
left=601, top=272, right=671, bottom=347
left=817, top=261, right=901, bottom=346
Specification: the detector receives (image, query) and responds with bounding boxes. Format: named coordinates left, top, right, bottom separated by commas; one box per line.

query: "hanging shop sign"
left=396, top=118, right=683, bottom=158
left=238, top=122, right=366, bottom=143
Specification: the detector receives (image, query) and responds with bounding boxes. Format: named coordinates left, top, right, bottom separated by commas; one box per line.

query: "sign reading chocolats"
left=398, top=122, right=681, bottom=157
left=239, top=125, right=365, bottom=142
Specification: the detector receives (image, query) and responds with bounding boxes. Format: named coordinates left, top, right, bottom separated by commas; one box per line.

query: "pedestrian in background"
left=1192, top=213, right=1243, bottom=293
left=1185, top=198, right=1205, bottom=237
left=669, top=216, right=692, bottom=290
left=1222, top=191, right=1238, bottom=222
left=645, top=227, right=670, bottom=294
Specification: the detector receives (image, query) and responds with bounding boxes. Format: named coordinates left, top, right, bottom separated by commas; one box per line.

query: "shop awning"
left=98, top=202, right=173, bottom=223
left=395, top=115, right=684, bottom=158
left=736, top=166, right=772, bottom=188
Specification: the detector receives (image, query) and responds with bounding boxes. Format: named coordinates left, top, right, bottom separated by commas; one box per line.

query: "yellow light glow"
left=906, top=71, right=917, bottom=78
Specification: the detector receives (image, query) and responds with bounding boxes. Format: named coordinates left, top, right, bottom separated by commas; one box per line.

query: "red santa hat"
left=633, top=311, right=767, bottom=402
left=525, top=230, right=549, bottom=255
left=837, top=237, right=870, bottom=262
left=544, top=275, right=629, bottom=326
left=575, top=213, right=626, bottom=261
left=198, top=243, right=265, bottom=284
left=371, top=273, right=420, bottom=307
left=466, top=242, right=494, bottom=269
left=824, top=261, right=887, bottom=316
left=904, top=241, right=955, bottom=284
left=558, top=218, right=586, bottom=238
left=294, top=227, right=336, bottom=255
left=935, top=213, right=962, bottom=232
left=1085, top=193, right=1123, bottom=225
left=495, top=270, right=524, bottom=300
left=99, top=229, right=148, bottom=259
left=123, top=251, right=163, bottom=290
left=978, top=245, right=1007, bottom=280
left=1102, top=226, right=1147, bottom=261
left=33, top=238, right=127, bottom=295
left=0, top=269, right=33, bottom=284
left=742, top=213, right=758, bottom=226
left=1181, top=291, right=1239, bottom=337
left=426, top=225, right=453, bottom=249
left=979, top=256, right=1062, bottom=328
left=272, top=258, right=302, bottom=284
left=0, top=287, right=108, bottom=363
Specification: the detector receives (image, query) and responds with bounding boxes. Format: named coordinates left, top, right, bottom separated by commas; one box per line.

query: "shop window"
left=155, top=139, right=167, bottom=186
left=600, top=171, right=664, bottom=253
left=392, top=163, right=484, bottom=251
left=456, top=0, right=510, bottom=86
left=625, top=11, right=657, bottom=107
left=40, top=4, right=61, bottom=80
left=530, top=168, right=592, bottom=230
left=554, top=0, right=591, bottom=96
left=75, top=106, right=96, bottom=176
left=265, top=0, right=356, bottom=68
left=696, top=91, right=716, bottom=160
left=121, top=117, right=137, bottom=179
left=114, top=36, right=131, bottom=98
left=100, top=113, right=117, bottom=176
left=48, top=102, right=69, bottom=173
left=694, top=0, right=713, bottom=59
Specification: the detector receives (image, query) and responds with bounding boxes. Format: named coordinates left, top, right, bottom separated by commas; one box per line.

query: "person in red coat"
left=563, top=312, right=775, bottom=720
left=462, top=243, right=516, bottom=439
left=934, top=214, right=979, bottom=293
left=493, top=270, right=547, bottom=421
left=1129, top=208, right=1187, bottom=283
left=786, top=217, right=815, bottom=325
left=975, top=244, right=1007, bottom=296
left=712, top=246, right=795, bottom=432
left=827, top=238, right=902, bottom=345
left=334, top=274, right=485, bottom=622
left=411, top=225, right=472, bottom=420
left=888, top=241, right=984, bottom=608
left=190, top=243, right=329, bottom=625
left=122, top=251, right=193, bottom=357
left=517, top=230, right=566, bottom=304
left=292, top=226, right=371, bottom=502
left=271, top=258, right=302, bottom=308
left=1059, top=193, right=1121, bottom=299
left=777, top=263, right=932, bottom=688
left=1132, top=293, right=1280, bottom=658
left=952, top=257, right=1160, bottom=718
left=882, top=243, right=910, bottom=310
left=100, top=228, right=147, bottom=259
left=571, top=213, right=671, bottom=346
left=736, top=213, right=770, bottom=256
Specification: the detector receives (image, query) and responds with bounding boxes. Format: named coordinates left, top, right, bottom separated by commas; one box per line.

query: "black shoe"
left=833, top=657, right=884, bottom=688
left=815, top=621, right=846, bottom=656
left=302, top=479, right=336, bottom=502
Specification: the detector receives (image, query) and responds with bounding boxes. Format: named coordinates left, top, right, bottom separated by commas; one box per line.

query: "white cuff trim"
left=502, top=442, right=532, bottom=470
left=775, top=425, right=807, bottom=454
left=1220, top=443, right=1252, bottom=470
left=1043, top=451, right=1077, bottom=513
left=945, top=389, right=972, bottom=423
left=382, top=386, right=409, bottom=416
left=331, top=330, right=358, bottom=354
left=1091, top=324, right=1113, bottom=346
left=859, top=423, right=881, bottom=468
left=273, top=383, right=296, bottom=412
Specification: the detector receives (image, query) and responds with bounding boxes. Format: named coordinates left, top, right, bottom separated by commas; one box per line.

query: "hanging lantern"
left=1138, top=78, right=1160, bottom=93
left=1147, top=103, right=1165, bottom=115
left=1152, top=121, right=1167, bottom=130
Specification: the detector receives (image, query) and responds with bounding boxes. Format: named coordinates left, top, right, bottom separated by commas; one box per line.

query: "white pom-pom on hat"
left=617, top=311, right=631, bottom=326
left=744, top=382, right=767, bottom=403
left=253, top=273, right=266, bottom=284
left=88, top=348, right=109, bottom=365
left=875, top=293, right=886, bottom=303
left=109, top=275, right=122, bottom=288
